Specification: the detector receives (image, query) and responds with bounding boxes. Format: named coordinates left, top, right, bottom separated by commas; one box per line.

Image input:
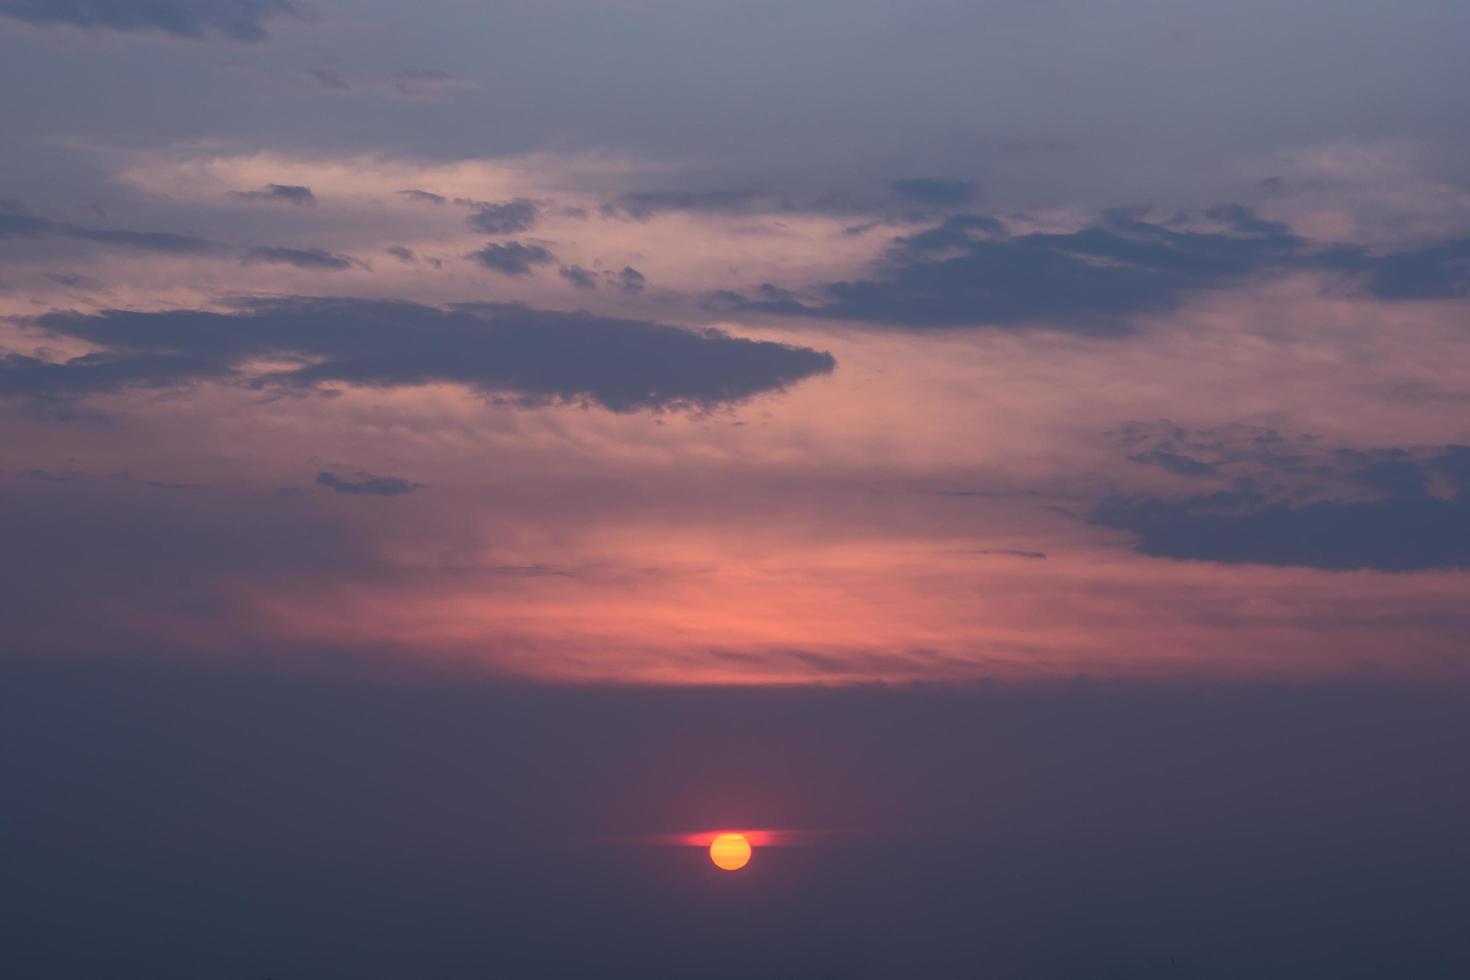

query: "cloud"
left=618, top=266, right=646, bottom=293
left=0, top=350, right=234, bottom=398
left=466, top=199, right=539, bottom=235
left=1093, top=424, right=1470, bottom=570
left=233, top=183, right=317, bottom=206
left=0, top=0, right=309, bottom=41
left=245, top=246, right=355, bottom=270
left=12, top=296, right=836, bottom=412
left=386, top=245, right=416, bottom=263
left=1128, top=449, right=1217, bottom=477
left=0, top=205, right=52, bottom=236
left=715, top=206, right=1308, bottom=331
left=316, top=470, right=421, bottom=496
left=399, top=189, right=446, bottom=205
left=0, top=200, right=221, bottom=254
left=890, top=178, right=978, bottom=208
left=713, top=206, right=1470, bottom=331
left=1366, top=236, right=1470, bottom=300
left=1094, top=491, right=1470, bottom=572
left=64, top=226, right=222, bottom=253
left=554, top=260, right=643, bottom=293
left=469, top=241, right=553, bottom=276
left=559, top=265, right=596, bottom=289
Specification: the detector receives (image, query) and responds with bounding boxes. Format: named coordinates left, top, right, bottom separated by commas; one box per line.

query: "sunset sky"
left=3, top=2, right=1470, bottom=977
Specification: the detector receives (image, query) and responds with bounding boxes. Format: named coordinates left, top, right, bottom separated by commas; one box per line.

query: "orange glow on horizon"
left=679, top=829, right=784, bottom=848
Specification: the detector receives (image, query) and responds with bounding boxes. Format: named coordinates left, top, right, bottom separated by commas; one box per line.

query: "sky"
left=2, top=2, right=1470, bottom=977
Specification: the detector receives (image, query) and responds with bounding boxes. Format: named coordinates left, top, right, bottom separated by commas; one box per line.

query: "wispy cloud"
left=0, top=0, right=311, bottom=42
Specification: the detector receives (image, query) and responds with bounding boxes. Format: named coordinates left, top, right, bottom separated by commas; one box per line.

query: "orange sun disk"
left=708, top=833, right=752, bottom=871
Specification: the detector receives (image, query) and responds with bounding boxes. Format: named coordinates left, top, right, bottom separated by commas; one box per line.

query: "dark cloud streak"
left=0, top=201, right=222, bottom=255
left=233, top=184, right=316, bottom=206
left=244, top=246, right=355, bottom=270
left=11, top=297, right=836, bottom=413
left=469, top=241, right=553, bottom=276
left=316, top=471, right=421, bottom=496
left=890, top=177, right=978, bottom=207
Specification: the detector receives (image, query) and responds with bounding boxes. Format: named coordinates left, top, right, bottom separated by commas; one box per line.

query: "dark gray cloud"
left=559, top=265, right=596, bottom=289
left=0, top=0, right=308, bottom=41
left=0, top=204, right=54, bottom=237
left=715, top=207, right=1306, bottom=332
left=62, top=226, right=222, bottom=253
left=890, top=177, right=978, bottom=208
left=233, top=183, right=316, bottom=206
left=1094, top=423, right=1470, bottom=570
left=714, top=207, right=1470, bottom=331
left=1366, top=236, right=1470, bottom=300
left=1094, top=490, right=1470, bottom=571
left=466, top=199, right=539, bottom=235
left=244, top=246, right=355, bottom=270
left=469, top=241, right=553, bottom=276
left=618, top=265, right=646, bottom=293
left=386, top=245, right=415, bottom=263
left=399, top=189, right=447, bottom=205
left=9, top=297, right=836, bottom=412
left=316, top=470, right=421, bottom=496
left=0, top=200, right=221, bottom=254
left=889, top=212, right=1007, bottom=252
left=0, top=350, right=234, bottom=398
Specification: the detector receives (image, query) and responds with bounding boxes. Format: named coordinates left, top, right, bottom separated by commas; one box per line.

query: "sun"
left=708, top=833, right=752, bottom=871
